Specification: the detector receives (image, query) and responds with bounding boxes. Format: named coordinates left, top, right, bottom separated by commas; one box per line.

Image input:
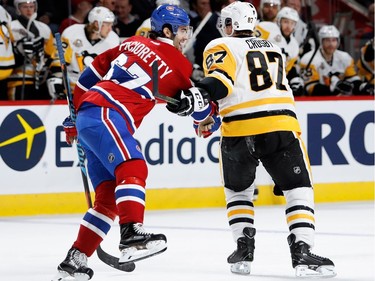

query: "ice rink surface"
left=0, top=201, right=373, bottom=281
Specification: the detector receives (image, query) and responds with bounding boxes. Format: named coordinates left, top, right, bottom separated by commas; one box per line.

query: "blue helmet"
left=151, top=4, right=190, bottom=35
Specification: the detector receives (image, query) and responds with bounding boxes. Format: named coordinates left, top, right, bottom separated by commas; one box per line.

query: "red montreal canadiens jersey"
left=73, top=35, right=193, bottom=133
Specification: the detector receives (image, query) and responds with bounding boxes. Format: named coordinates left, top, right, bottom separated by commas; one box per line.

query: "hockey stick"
left=55, top=33, right=135, bottom=273
left=300, top=0, right=320, bottom=80
left=151, top=61, right=179, bottom=105
left=20, top=12, right=37, bottom=100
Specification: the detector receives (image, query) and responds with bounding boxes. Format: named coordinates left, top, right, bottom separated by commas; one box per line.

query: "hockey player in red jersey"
left=54, top=5, right=210, bottom=280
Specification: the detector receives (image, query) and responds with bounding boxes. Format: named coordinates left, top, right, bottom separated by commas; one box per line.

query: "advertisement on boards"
left=0, top=99, right=373, bottom=195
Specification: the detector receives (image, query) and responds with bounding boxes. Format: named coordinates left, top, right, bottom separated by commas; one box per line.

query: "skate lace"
left=307, top=249, right=325, bottom=261
left=72, top=250, right=88, bottom=268
left=133, top=223, right=152, bottom=235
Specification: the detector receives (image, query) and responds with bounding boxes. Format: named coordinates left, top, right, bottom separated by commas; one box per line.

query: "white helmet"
left=276, top=7, right=299, bottom=26
left=318, top=25, right=340, bottom=45
left=14, top=0, right=37, bottom=14
left=156, top=0, right=180, bottom=6
left=220, top=1, right=258, bottom=35
left=260, top=0, right=281, bottom=9
left=88, top=6, right=115, bottom=28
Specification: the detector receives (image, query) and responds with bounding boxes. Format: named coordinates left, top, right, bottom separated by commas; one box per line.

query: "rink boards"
left=0, top=97, right=373, bottom=216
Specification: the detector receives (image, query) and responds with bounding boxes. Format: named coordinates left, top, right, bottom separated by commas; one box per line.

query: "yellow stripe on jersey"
left=344, top=58, right=359, bottom=78
left=221, top=115, right=301, bottom=136
left=0, top=56, right=15, bottom=62
left=300, top=62, right=320, bottom=95
left=254, top=25, right=271, bottom=40
left=286, top=56, right=298, bottom=73
left=0, top=69, right=13, bottom=80
left=220, top=96, right=295, bottom=116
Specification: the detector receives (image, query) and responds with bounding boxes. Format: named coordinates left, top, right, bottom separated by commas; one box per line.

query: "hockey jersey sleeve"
left=198, top=39, right=236, bottom=101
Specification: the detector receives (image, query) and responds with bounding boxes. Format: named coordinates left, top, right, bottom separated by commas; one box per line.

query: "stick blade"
left=96, top=245, right=136, bottom=272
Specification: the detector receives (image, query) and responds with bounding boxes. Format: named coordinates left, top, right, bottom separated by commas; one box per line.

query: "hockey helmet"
left=220, top=1, right=258, bottom=35
left=156, top=0, right=181, bottom=6
left=276, top=7, right=299, bottom=26
left=318, top=25, right=340, bottom=45
left=14, top=0, right=37, bottom=14
left=88, top=6, right=115, bottom=32
left=260, top=0, right=281, bottom=8
left=151, top=4, right=190, bottom=35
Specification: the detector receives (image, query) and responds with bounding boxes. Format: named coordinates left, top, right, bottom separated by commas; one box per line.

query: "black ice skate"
left=227, top=227, right=256, bottom=275
left=54, top=247, right=94, bottom=281
left=288, top=233, right=336, bottom=278
left=118, top=222, right=167, bottom=264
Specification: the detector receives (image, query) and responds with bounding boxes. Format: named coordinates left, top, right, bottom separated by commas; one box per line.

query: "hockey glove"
left=166, top=87, right=210, bottom=117
left=289, top=77, right=305, bottom=96
left=359, top=82, right=374, bottom=95
left=22, top=37, right=44, bottom=59
left=63, top=116, right=77, bottom=145
left=334, top=80, right=354, bottom=95
left=47, top=77, right=65, bottom=100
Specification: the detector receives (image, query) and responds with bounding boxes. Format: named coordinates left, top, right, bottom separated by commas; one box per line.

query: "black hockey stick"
left=55, top=33, right=135, bottom=273
left=300, top=0, right=320, bottom=80
left=151, top=61, right=179, bottom=105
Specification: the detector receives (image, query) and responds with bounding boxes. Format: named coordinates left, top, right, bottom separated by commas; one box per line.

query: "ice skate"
left=288, top=233, right=336, bottom=278
left=119, top=223, right=167, bottom=264
left=227, top=227, right=256, bottom=275
left=53, top=248, right=93, bottom=281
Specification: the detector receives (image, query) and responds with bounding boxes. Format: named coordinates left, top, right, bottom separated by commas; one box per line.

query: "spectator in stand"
left=58, top=0, right=95, bottom=34
left=0, top=4, right=15, bottom=100
left=300, top=25, right=371, bottom=96
left=96, top=0, right=116, bottom=12
left=185, top=0, right=234, bottom=82
left=356, top=3, right=374, bottom=45
left=258, top=0, right=281, bottom=22
left=38, top=11, right=59, bottom=34
left=8, top=0, right=60, bottom=100
left=135, top=0, right=181, bottom=38
left=113, top=0, right=141, bottom=38
left=356, top=39, right=374, bottom=95
left=127, top=0, right=156, bottom=23
left=0, top=0, right=17, bottom=19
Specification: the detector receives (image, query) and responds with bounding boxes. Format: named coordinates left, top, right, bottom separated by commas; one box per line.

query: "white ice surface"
left=0, top=201, right=373, bottom=281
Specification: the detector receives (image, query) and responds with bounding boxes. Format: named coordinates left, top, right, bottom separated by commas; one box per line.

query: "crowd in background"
left=0, top=0, right=373, bottom=101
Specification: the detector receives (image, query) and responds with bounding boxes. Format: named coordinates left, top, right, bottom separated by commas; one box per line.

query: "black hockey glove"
left=22, top=36, right=44, bottom=58
left=334, top=80, right=354, bottom=95
left=359, top=82, right=374, bottom=95
left=166, top=87, right=210, bottom=117
left=289, top=77, right=305, bottom=96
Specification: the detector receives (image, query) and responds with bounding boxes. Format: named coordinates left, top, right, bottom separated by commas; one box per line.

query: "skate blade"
left=72, top=273, right=91, bottom=281
left=230, top=261, right=251, bottom=275
left=119, top=240, right=167, bottom=263
left=51, top=271, right=70, bottom=281
left=51, top=271, right=90, bottom=281
left=295, top=265, right=337, bottom=278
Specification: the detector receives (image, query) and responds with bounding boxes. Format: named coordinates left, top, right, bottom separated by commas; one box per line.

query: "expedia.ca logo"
left=0, top=109, right=46, bottom=171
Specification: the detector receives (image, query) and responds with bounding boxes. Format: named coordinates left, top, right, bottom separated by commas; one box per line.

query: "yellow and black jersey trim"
left=221, top=110, right=300, bottom=137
